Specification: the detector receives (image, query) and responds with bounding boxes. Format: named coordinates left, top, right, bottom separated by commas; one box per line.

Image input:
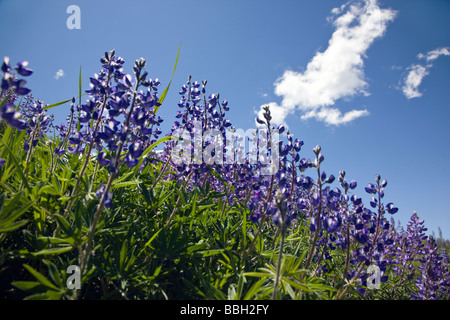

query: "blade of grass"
left=43, top=94, right=85, bottom=111
left=0, top=91, right=12, bottom=108
left=154, top=42, right=181, bottom=114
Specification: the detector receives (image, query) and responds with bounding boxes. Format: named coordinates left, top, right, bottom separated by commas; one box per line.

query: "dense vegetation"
left=0, top=50, right=449, bottom=300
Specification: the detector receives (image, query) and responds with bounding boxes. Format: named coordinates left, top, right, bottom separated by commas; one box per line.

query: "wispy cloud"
left=55, top=69, right=64, bottom=80
left=402, top=64, right=429, bottom=99
left=402, top=47, right=450, bottom=99
left=255, top=0, right=396, bottom=126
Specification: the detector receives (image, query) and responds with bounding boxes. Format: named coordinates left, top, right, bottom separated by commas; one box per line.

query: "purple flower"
left=386, top=202, right=398, bottom=214
left=15, top=60, right=33, bottom=76
left=96, top=184, right=113, bottom=208
left=1, top=57, right=32, bottom=95
left=249, top=210, right=261, bottom=224
left=129, top=141, right=144, bottom=158
left=54, top=146, right=66, bottom=156
left=365, top=183, right=377, bottom=194
left=97, top=152, right=111, bottom=167
left=0, top=104, right=27, bottom=130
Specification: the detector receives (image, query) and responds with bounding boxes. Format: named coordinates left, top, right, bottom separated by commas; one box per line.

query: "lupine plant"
left=0, top=51, right=449, bottom=300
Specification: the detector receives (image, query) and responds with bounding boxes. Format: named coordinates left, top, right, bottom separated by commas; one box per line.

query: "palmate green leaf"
left=0, top=124, right=13, bottom=151
left=119, top=236, right=138, bottom=273
left=0, top=136, right=29, bottom=190
left=54, top=213, right=74, bottom=237
left=137, top=229, right=162, bottom=258
left=0, top=191, right=21, bottom=220
left=154, top=42, right=181, bottom=114
left=42, top=259, right=64, bottom=289
left=0, top=192, right=33, bottom=233
left=283, top=278, right=311, bottom=293
left=243, top=278, right=267, bottom=300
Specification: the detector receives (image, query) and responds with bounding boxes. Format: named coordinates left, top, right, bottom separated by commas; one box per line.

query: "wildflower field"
left=0, top=50, right=449, bottom=301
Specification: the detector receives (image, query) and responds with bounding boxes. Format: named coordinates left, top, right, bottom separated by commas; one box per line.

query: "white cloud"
left=402, top=47, right=450, bottom=99
left=55, top=69, right=64, bottom=80
left=255, top=0, right=396, bottom=126
left=301, top=107, right=370, bottom=126
left=402, top=64, right=429, bottom=99
left=418, top=47, right=450, bottom=62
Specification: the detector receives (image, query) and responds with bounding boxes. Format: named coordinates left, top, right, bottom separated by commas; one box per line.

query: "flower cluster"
left=0, top=57, right=34, bottom=131
left=1, top=57, right=33, bottom=95
left=412, top=235, right=450, bottom=299
left=54, top=50, right=164, bottom=174
left=0, top=58, right=54, bottom=170
left=1, top=52, right=448, bottom=300
left=20, top=99, right=53, bottom=152
left=159, top=76, right=449, bottom=299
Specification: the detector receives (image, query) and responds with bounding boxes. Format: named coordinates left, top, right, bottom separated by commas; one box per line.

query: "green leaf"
left=42, top=259, right=64, bottom=288
left=37, top=236, right=75, bottom=246
left=12, top=281, right=43, bottom=292
left=137, top=229, right=162, bottom=258
left=134, top=136, right=173, bottom=173
left=0, top=220, right=28, bottom=233
left=43, top=98, right=72, bottom=110
left=44, top=96, right=86, bottom=112
left=0, top=192, right=21, bottom=220
left=31, top=246, right=73, bottom=257
left=23, top=264, right=60, bottom=291
left=190, top=192, right=198, bottom=216
left=0, top=136, right=30, bottom=190
left=235, top=273, right=246, bottom=300
left=284, top=278, right=311, bottom=292
left=154, top=42, right=181, bottom=114
left=194, top=249, right=226, bottom=257
left=112, top=180, right=142, bottom=189
left=54, top=214, right=74, bottom=237
left=24, top=290, right=62, bottom=300
left=243, top=272, right=273, bottom=278
left=0, top=192, right=33, bottom=233
left=243, top=278, right=267, bottom=300
left=186, top=242, right=208, bottom=255
left=0, top=91, right=12, bottom=108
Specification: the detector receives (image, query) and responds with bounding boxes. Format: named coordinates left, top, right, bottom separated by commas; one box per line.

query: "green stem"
left=80, top=76, right=140, bottom=276
left=272, top=223, right=286, bottom=300
left=63, top=70, right=113, bottom=220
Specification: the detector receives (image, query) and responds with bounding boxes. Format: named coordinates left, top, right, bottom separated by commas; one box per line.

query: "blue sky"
left=1, top=0, right=450, bottom=239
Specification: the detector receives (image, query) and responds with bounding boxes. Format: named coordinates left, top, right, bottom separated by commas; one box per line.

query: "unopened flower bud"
left=313, top=145, right=321, bottom=155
